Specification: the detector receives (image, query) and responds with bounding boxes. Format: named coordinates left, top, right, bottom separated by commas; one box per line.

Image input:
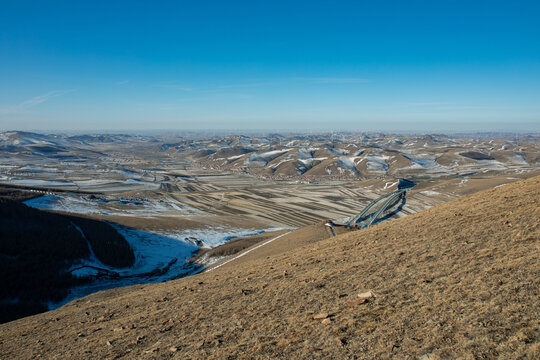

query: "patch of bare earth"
left=0, top=176, right=539, bottom=359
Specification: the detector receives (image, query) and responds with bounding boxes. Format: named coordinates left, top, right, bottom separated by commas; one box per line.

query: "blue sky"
left=0, top=0, right=539, bottom=132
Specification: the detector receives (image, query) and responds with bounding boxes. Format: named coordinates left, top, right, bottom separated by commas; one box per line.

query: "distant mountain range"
left=158, top=133, right=539, bottom=179
left=1, top=131, right=538, bottom=181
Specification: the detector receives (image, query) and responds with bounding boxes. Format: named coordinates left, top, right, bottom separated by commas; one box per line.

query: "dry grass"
left=192, top=230, right=288, bottom=261
left=0, top=176, right=538, bottom=359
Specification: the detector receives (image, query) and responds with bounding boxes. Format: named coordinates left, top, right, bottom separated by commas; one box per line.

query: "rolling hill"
left=0, top=175, right=538, bottom=359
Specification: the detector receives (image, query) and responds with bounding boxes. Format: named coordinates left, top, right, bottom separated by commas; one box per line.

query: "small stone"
left=169, top=346, right=178, bottom=352
left=357, top=291, right=374, bottom=299
left=313, top=313, right=329, bottom=320
left=131, top=335, right=145, bottom=345
left=334, top=338, right=345, bottom=346
left=321, top=318, right=332, bottom=324
left=346, top=298, right=368, bottom=306
left=196, top=340, right=205, bottom=348
left=106, top=341, right=112, bottom=346
left=159, top=325, right=173, bottom=333
left=77, top=333, right=84, bottom=338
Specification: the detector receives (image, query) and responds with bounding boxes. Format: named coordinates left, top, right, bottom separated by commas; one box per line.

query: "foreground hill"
left=0, top=176, right=539, bottom=359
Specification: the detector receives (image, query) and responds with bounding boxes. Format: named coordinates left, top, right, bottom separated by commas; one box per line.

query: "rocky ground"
left=0, top=175, right=538, bottom=359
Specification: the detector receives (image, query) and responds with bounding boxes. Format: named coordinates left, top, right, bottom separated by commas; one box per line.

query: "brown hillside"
left=0, top=176, right=539, bottom=359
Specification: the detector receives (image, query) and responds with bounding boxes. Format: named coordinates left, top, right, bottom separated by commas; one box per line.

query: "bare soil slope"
left=1, top=176, right=539, bottom=359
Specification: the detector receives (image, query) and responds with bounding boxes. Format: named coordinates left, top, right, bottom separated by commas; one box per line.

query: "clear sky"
left=0, top=0, right=539, bottom=132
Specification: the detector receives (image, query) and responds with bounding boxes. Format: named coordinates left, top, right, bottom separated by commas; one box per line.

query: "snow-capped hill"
left=0, top=131, right=61, bottom=147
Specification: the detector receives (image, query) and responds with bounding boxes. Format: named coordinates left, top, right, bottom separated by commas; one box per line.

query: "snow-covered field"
left=49, top=225, right=281, bottom=310
left=24, top=194, right=189, bottom=217
left=5, top=177, right=160, bottom=192
left=419, top=190, right=441, bottom=196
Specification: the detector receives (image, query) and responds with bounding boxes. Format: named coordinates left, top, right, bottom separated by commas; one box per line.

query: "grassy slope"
left=0, top=176, right=538, bottom=359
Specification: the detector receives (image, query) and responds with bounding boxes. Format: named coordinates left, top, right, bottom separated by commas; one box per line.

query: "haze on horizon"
left=0, top=1, right=539, bottom=132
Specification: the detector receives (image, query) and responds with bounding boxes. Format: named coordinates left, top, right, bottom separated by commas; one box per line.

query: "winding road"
left=341, top=180, right=415, bottom=228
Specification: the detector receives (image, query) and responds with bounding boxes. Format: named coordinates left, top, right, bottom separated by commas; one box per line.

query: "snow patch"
left=339, top=156, right=357, bottom=172
left=420, top=190, right=440, bottom=196
left=227, top=154, right=245, bottom=161
left=509, top=154, right=527, bottom=165
left=383, top=181, right=398, bottom=190
left=328, top=148, right=349, bottom=155
left=364, top=156, right=390, bottom=172
left=6, top=178, right=74, bottom=187
left=246, top=149, right=289, bottom=166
